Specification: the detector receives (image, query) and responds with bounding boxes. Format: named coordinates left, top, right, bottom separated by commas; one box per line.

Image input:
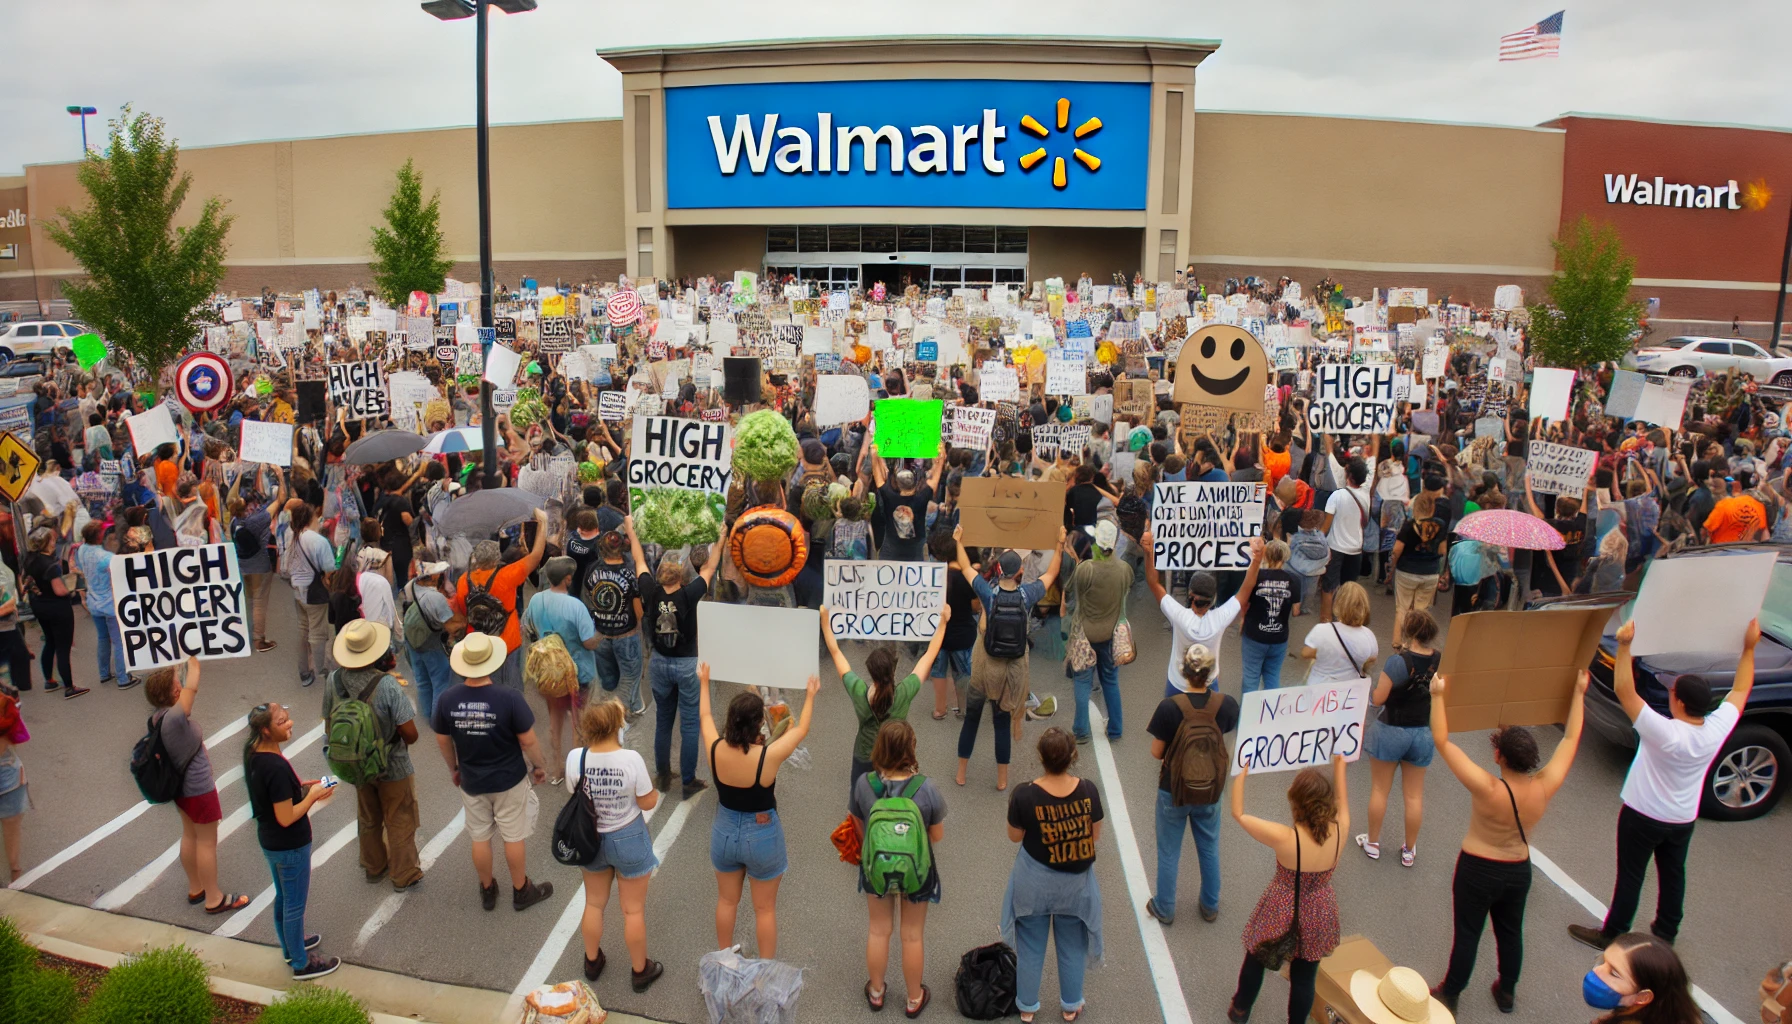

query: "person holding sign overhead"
left=823, top=603, right=950, bottom=799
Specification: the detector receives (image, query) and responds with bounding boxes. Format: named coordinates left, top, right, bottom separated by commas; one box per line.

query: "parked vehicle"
left=0, top=320, right=90, bottom=363
left=1631, top=336, right=1792, bottom=386
left=1578, top=543, right=1792, bottom=821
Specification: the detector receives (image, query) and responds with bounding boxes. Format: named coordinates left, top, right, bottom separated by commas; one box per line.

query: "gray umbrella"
left=343, top=429, right=427, bottom=466
left=433, top=487, right=546, bottom=539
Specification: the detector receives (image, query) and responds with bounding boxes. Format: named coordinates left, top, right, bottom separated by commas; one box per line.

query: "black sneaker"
left=655, top=771, right=671, bottom=792
left=584, top=948, right=606, bottom=982
left=63, top=686, right=90, bottom=700
left=116, top=677, right=141, bottom=691
left=1489, top=981, right=1514, bottom=1014
left=304, top=934, right=321, bottom=951
left=513, top=878, right=554, bottom=911
left=293, top=956, right=340, bottom=980
left=480, top=880, right=498, bottom=911
left=631, top=958, right=664, bottom=993
left=1567, top=924, right=1611, bottom=950
left=1144, top=899, right=1173, bottom=927
left=682, top=779, right=709, bottom=800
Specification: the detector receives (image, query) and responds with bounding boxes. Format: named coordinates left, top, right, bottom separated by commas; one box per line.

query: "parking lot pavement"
left=4, top=582, right=1778, bottom=1023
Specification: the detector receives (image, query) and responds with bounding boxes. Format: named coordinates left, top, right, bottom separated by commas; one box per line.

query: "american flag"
left=1499, top=10, right=1563, bottom=61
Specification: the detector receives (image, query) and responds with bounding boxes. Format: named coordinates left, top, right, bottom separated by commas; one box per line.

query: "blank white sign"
left=238, top=420, right=293, bottom=466
left=1628, top=551, right=1776, bottom=657
left=697, top=604, right=819, bottom=689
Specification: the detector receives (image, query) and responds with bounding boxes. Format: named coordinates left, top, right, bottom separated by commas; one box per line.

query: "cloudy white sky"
left=3, top=0, right=1787, bottom=174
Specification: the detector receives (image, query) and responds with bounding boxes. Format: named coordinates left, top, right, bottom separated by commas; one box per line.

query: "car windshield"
left=1761, top=562, right=1792, bottom=647
left=1649, top=337, right=1699, bottom=349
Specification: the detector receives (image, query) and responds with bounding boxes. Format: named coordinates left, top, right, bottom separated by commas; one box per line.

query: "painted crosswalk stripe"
left=352, top=809, right=467, bottom=953
left=214, top=819, right=360, bottom=938
left=11, top=714, right=253, bottom=892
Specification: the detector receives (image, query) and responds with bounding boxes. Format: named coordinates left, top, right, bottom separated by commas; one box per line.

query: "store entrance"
left=860, top=262, right=928, bottom=294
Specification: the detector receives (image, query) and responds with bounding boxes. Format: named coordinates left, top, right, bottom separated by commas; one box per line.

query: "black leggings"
left=0, top=628, right=31, bottom=689
left=32, top=598, right=74, bottom=688
left=1232, top=953, right=1319, bottom=1024
left=1442, top=851, right=1532, bottom=996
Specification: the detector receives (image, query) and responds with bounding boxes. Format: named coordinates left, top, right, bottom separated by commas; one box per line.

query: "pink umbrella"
left=1453, top=508, right=1565, bottom=550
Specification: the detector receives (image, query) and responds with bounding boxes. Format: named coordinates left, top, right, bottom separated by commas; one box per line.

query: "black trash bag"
left=954, top=941, right=1018, bottom=1020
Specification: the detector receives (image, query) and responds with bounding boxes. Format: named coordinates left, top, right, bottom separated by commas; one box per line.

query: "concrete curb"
left=0, top=889, right=664, bottom=1023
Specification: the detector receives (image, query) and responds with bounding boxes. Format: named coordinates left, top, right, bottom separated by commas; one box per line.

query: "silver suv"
left=0, top=320, right=88, bottom=362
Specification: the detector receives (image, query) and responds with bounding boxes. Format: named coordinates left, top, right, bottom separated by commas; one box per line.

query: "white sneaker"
left=1355, top=834, right=1380, bottom=860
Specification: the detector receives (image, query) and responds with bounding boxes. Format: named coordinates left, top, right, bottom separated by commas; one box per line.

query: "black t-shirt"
left=430, top=682, right=535, bottom=794
left=876, top=481, right=933, bottom=561
left=1007, top=778, right=1105, bottom=873
left=1147, top=691, right=1239, bottom=793
left=564, top=531, right=602, bottom=592
left=1394, top=517, right=1448, bottom=575
left=1381, top=649, right=1439, bottom=729
left=247, top=751, right=312, bottom=851
left=1539, top=512, right=1588, bottom=595
left=640, top=573, right=706, bottom=657
left=1065, top=482, right=1104, bottom=529
left=943, top=571, right=978, bottom=650
left=378, top=493, right=414, bottom=559
left=22, top=552, right=69, bottom=607
left=585, top=560, right=640, bottom=636
left=1243, top=568, right=1301, bottom=643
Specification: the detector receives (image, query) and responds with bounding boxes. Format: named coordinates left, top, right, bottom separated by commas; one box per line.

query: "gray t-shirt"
left=322, top=668, right=417, bottom=781
left=236, top=509, right=273, bottom=574
left=156, top=706, right=215, bottom=798
left=849, top=772, right=949, bottom=829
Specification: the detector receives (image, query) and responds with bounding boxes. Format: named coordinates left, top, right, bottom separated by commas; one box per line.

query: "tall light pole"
left=421, top=0, right=536, bottom=490
left=65, top=106, right=97, bottom=153
left=1772, top=194, right=1792, bottom=352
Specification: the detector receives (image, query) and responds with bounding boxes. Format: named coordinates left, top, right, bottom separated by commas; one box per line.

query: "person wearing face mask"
left=1582, top=933, right=1699, bottom=1023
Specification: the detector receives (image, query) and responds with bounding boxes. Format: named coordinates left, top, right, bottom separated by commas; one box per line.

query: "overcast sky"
left=3, top=0, right=1787, bottom=174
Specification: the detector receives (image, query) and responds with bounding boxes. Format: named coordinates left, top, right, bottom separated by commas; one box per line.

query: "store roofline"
left=1201, top=108, right=1564, bottom=134
left=597, top=34, right=1224, bottom=57
left=1542, top=110, right=1792, bottom=135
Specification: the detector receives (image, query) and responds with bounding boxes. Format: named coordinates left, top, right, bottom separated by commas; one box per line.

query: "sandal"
left=931, top=710, right=948, bottom=721
left=905, top=984, right=931, bottom=1018
left=1355, top=834, right=1380, bottom=860
left=1401, top=845, right=1416, bottom=868
left=865, top=980, right=886, bottom=1012
left=205, top=893, right=249, bottom=914
left=1063, top=1011, right=1083, bottom=1022
left=1020, top=1014, right=1035, bottom=1024
left=186, top=892, right=205, bottom=906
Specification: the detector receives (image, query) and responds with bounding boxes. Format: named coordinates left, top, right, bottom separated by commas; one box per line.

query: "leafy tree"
left=1526, top=216, right=1645, bottom=368
left=368, top=159, right=455, bottom=307
left=43, top=107, right=232, bottom=381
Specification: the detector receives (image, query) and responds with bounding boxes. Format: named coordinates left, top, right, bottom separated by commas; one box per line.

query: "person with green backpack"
left=850, top=719, right=948, bottom=1018
left=320, top=619, right=423, bottom=890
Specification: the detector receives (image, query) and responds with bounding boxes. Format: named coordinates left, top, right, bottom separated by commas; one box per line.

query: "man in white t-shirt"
left=1142, top=533, right=1263, bottom=698
left=1568, top=617, right=1754, bottom=950
left=1319, top=439, right=1375, bottom=623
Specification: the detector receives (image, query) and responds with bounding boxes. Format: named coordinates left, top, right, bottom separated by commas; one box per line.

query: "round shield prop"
left=174, top=352, right=233, bottom=413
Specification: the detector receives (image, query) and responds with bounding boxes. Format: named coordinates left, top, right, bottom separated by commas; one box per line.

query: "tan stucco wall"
left=669, top=225, right=767, bottom=280
left=1188, top=111, right=1565, bottom=278
left=1029, top=227, right=1144, bottom=284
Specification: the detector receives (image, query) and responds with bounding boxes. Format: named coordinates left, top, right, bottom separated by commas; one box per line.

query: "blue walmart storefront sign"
left=665, top=80, right=1151, bottom=211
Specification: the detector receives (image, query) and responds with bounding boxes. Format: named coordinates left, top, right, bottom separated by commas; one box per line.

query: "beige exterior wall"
left=669, top=225, right=767, bottom=280
left=1029, top=227, right=1144, bottom=284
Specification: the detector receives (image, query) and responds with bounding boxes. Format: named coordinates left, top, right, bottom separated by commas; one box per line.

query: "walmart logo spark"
left=1018, top=98, right=1102, bottom=189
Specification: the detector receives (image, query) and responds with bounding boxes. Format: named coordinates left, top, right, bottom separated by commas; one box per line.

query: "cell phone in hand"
left=319, top=775, right=339, bottom=789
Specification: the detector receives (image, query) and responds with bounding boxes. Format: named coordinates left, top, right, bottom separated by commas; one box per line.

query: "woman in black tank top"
left=698, top=664, right=819, bottom=959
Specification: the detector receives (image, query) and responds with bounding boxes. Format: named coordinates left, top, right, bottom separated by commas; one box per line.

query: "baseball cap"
left=1084, top=520, right=1118, bottom=550
left=1181, top=643, right=1216, bottom=679
left=1188, top=572, right=1218, bottom=606
left=998, top=551, right=1024, bottom=577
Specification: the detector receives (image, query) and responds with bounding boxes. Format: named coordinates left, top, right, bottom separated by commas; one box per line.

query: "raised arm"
left=1611, top=619, right=1646, bottom=723
left=697, top=662, right=720, bottom=747
left=176, top=656, right=201, bottom=717
left=521, top=508, right=548, bottom=572
left=926, top=438, right=947, bottom=491
left=1235, top=536, right=1265, bottom=600
left=952, top=524, right=981, bottom=588
left=1140, top=529, right=1169, bottom=604
left=1228, top=762, right=1292, bottom=848
left=819, top=605, right=854, bottom=677
left=770, top=673, right=821, bottom=761
left=1537, top=671, right=1589, bottom=795
left=624, top=515, right=649, bottom=575
left=1728, top=618, right=1761, bottom=712
left=1330, top=752, right=1349, bottom=831
left=698, top=535, right=724, bottom=585
left=1037, top=526, right=1069, bottom=592
left=1429, top=672, right=1494, bottom=790
left=910, top=604, right=952, bottom=682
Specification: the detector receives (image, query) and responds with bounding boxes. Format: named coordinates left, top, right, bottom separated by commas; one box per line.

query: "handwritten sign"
left=949, top=406, right=996, bottom=449
left=1232, top=680, right=1371, bottom=776
left=1526, top=441, right=1597, bottom=497
left=238, top=420, right=293, bottom=466
left=110, top=544, right=250, bottom=673
left=873, top=399, right=944, bottom=458
left=816, top=374, right=871, bottom=427
left=1306, top=363, right=1395, bottom=434
left=824, top=560, right=946, bottom=641
left=958, top=477, right=1065, bottom=550
left=598, top=390, right=630, bottom=421
left=1046, top=356, right=1087, bottom=396
left=328, top=361, right=388, bottom=419
left=1151, top=481, right=1266, bottom=570
left=980, top=365, right=1019, bottom=402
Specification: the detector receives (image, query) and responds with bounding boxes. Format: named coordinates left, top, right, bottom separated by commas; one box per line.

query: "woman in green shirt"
left=822, top=604, right=951, bottom=800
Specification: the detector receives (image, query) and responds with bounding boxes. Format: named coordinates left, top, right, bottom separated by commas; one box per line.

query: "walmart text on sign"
left=665, top=80, right=1151, bottom=210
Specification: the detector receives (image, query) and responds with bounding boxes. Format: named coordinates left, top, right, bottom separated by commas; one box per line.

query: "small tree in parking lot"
left=1527, top=216, right=1645, bottom=369
left=367, top=159, right=454, bottom=308
left=43, top=106, right=232, bottom=381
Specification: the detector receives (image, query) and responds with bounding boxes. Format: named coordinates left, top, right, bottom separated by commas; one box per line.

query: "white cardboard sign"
left=815, top=374, right=871, bottom=426
left=698, top=603, right=819, bottom=689
left=823, top=560, right=946, bottom=641
left=1525, top=441, right=1597, bottom=498
left=949, top=406, right=996, bottom=449
left=1232, top=680, right=1372, bottom=776
left=626, top=416, right=732, bottom=496
left=980, top=366, right=1019, bottom=402
left=1628, top=551, right=1776, bottom=658
left=1046, top=357, right=1087, bottom=396
left=238, top=420, right=294, bottom=467
left=110, top=544, right=251, bottom=673
left=1151, top=481, right=1267, bottom=570
left=1307, top=363, right=1396, bottom=434
left=328, top=361, right=388, bottom=419
left=1528, top=367, right=1576, bottom=422
left=124, top=403, right=180, bottom=457
left=599, top=390, right=630, bottom=421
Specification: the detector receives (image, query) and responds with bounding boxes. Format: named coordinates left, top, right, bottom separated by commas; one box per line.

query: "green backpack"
left=860, top=774, right=933, bottom=897
left=324, top=671, right=390, bottom=786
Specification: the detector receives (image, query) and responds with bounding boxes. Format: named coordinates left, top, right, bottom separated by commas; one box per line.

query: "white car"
left=0, top=320, right=89, bottom=362
left=1632, top=335, right=1792, bottom=386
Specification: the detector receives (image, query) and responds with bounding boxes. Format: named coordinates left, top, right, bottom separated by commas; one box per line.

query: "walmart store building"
left=4, top=36, right=1789, bottom=326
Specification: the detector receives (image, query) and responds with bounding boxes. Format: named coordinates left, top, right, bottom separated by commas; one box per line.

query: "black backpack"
left=464, top=568, right=511, bottom=637
left=551, top=750, right=602, bottom=866
left=954, top=942, right=1018, bottom=1020
left=129, top=711, right=192, bottom=804
left=982, top=585, right=1029, bottom=660
left=233, top=520, right=261, bottom=562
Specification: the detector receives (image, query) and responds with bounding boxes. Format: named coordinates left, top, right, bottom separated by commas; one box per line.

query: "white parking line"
left=214, top=819, right=360, bottom=938
left=1531, top=844, right=1744, bottom=1024
left=352, top=809, right=467, bottom=953
left=91, top=722, right=326, bottom=911
left=11, top=714, right=252, bottom=892
left=1089, top=707, right=1193, bottom=1024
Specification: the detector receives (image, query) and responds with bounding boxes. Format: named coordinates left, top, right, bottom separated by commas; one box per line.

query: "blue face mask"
left=1583, top=970, right=1627, bottom=1011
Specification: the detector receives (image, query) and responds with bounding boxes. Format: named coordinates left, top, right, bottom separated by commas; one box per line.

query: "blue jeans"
left=92, top=612, right=127, bottom=683
left=1013, top=913, right=1089, bottom=1014
left=594, top=632, right=644, bottom=712
left=1071, top=639, right=1122, bottom=740
left=957, top=685, right=1012, bottom=765
left=262, top=844, right=312, bottom=968
left=1238, top=637, right=1287, bottom=694
left=407, top=644, right=453, bottom=722
left=651, top=655, right=700, bottom=784
left=1154, top=788, right=1222, bottom=917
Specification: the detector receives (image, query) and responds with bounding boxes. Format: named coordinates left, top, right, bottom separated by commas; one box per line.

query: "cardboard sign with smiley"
left=1172, top=323, right=1273, bottom=414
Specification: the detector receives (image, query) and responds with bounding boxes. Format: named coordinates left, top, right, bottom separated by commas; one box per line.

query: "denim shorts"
left=709, top=806, right=789, bottom=881
left=586, top=813, right=659, bottom=879
left=0, top=755, right=24, bottom=819
left=1364, top=718, right=1436, bottom=767
left=928, top=647, right=974, bottom=680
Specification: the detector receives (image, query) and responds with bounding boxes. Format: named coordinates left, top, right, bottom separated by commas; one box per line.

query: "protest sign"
left=483, top=343, right=521, bottom=388
left=698, top=603, right=816, bottom=689
left=1528, top=367, right=1576, bottom=422
left=1307, top=363, right=1395, bottom=433
left=958, top=477, right=1065, bottom=550
left=816, top=374, right=871, bottom=426
left=1441, top=603, right=1625, bottom=731
left=238, top=420, right=293, bottom=466
left=1232, top=680, right=1371, bottom=776
left=1604, top=369, right=1646, bottom=418
left=980, top=366, right=1019, bottom=402
left=949, top=406, right=996, bottom=449
left=627, top=416, right=732, bottom=497
left=1114, top=378, right=1153, bottom=420
left=1628, top=550, right=1775, bottom=658
left=873, top=399, right=944, bottom=458
left=1525, top=441, right=1597, bottom=497
left=823, top=560, right=946, bottom=641
left=328, top=361, right=388, bottom=419
left=1046, top=356, right=1087, bottom=395
left=1474, top=416, right=1504, bottom=440
left=538, top=316, right=574, bottom=352
left=1633, top=376, right=1691, bottom=428
left=1151, top=481, right=1266, bottom=570
left=110, top=544, right=250, bottom=673
left=1422, top=346, right=1448, bottom=380
left=598, top=390, right=630, bottom=421
left=124, top=403, right=180, bottom=456
left=1070, top=394, right=1113, bottom=424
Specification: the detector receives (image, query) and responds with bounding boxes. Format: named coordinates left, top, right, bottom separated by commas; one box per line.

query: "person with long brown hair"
left=851, top=720, right=947, bottom=1018
left=144, top=658, right=247, bottom=914
left=564, top=697, right=663, bottom=991
left=1226, top=755, right=1349, bottom=1024
left=698, top=663, right=818, bottom=958
left=1583, top=933, right=1700, bottom=1024
left=243, top=701, right=340, bottom=980
left=822, top=604, right=949, bottom=798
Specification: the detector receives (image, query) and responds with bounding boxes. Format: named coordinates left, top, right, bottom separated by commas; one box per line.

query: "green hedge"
left=11, top=965, right=80, bottom=1021
left=78, top=945, right=214, bottom=1024
left=259, top=985, right=372, bottom=1024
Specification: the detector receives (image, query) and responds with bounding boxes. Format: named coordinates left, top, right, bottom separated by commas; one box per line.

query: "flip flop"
left=205, top=893, right=249, bottom=914
left=905, top=984, right=931, bottom=1019
left=1063, top=1010, right=1082, bottom=1022
left=931, top=711, right=948, bottom=721
left=186, top=892, right=205, bottom=905
left=865, top=980, right=886, bottom=1012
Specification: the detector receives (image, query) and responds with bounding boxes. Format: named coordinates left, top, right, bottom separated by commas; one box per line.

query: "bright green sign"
left=873, top=398, right=944, bottom=458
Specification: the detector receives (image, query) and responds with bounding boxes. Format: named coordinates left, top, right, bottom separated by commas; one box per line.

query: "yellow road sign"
left=0, top=431, right=39, bottom=503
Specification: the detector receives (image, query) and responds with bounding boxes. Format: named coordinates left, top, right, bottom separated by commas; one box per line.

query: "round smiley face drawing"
left=1172, top=324, right=1271, bottom=413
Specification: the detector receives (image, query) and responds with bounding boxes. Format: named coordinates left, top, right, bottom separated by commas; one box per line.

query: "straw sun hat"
left=332, top=619, right=391, bottom=670
left=1348, top=967, right=1454, bottom=1024
left=450, top=632, right=509, bottom=678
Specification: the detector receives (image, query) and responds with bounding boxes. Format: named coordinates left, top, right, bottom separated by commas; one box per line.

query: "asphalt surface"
left=6, top=574, right=1784, bottom=1024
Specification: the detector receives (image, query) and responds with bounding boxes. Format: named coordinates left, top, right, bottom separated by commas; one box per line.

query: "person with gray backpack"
left=320, top=619, right=423, bottom=891
left=1144, top=644, right=1238, bottom=928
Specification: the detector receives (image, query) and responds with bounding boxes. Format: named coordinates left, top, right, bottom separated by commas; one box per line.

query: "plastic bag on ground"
left=521, top=980, right=605, bottom=1024
left=699, top=946, right=805, bottom=1024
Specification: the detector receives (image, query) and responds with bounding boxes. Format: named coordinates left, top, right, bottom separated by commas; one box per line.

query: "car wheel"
left=0, top=349, right=13, bottom=367
left=1668, top=365, right=1699, bottom=378
left=1701, top=723, right=1790, bottom=821
left=1775, top=371, right=1792, bottom=388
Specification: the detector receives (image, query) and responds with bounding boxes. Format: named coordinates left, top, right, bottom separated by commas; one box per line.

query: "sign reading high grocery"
left=665, top=80, right=1151, bottom=210
left=1307, top=363, right=1396, bottom=433
left=111, top=544, right=251, bottom=672
left=627, top=416, right=733, bottom=495
left=328, top=361, right=388, bottom=419
left=824, top=560, right=947, bottom=641
left=1151, top=481, right=1266, bottom=570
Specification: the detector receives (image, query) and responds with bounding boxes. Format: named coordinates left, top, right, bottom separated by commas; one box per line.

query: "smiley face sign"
left=1172, top=324, right=1272, bottom=413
